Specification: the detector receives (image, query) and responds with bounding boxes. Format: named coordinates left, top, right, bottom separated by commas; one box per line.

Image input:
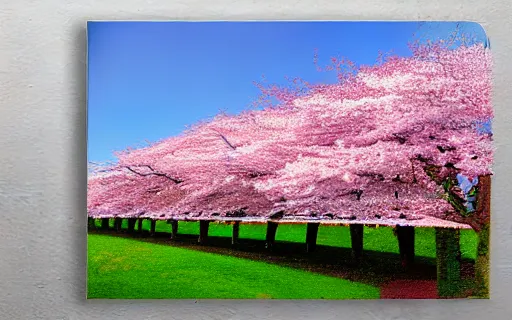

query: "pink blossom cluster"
left=88, top=41, right=493, bottom=228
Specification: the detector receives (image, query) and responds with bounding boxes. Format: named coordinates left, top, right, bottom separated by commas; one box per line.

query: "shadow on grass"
left=88, top=228, right=476, bottom=289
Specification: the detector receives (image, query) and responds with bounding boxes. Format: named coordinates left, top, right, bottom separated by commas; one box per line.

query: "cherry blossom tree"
left=90, top=37, right=492, bottom=229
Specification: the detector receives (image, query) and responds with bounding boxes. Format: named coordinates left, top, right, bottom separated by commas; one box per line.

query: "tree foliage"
left=88, top=35, right=493, bottom=231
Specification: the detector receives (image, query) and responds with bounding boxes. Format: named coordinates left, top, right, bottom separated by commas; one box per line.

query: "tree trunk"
left=127, top=218, right=136, bottom=233
left=88, top=217, right=95, bottom=230
left=474, top=222, right=490, bottom=298
left=306, top=223, right=320, bottom=253
left=114, top=218, right=122, bottom=231
left=265, top=222, right=278, bottom=250
left=436, top=227, right=461, bottom=298
left=396, top=226, right=415, bottom=269
left=473, top=174, right=491, bottom=298
left=349, top=224, right=364, bottom=260
left=198, top=220, right=210, bottom=244
left=137, top=218, right=143, bottom=234
left=170, top=220, right=179, bottom=239
left=232, top=222, right=240, bottom=246
left=101, top=218, right=109, bottom=230
left=150, top=220, right=156, bottom=236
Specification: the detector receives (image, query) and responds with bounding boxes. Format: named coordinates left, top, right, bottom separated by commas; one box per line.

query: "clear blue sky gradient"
left=87, top=21, right=487, bottom=163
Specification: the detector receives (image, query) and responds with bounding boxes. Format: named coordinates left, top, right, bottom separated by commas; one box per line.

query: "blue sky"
left=87, top=21, right=487, bottom=163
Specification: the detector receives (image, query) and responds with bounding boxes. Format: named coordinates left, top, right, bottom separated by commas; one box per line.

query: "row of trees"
left=88, top=35, right=493, bottom=296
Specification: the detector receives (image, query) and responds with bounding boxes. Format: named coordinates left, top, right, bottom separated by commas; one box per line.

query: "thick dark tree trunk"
left=474, top=222, right=490, bottom=298
left=127, top=218, right=136, bottom=233
left=198, top=220, right=210, bottom=244
left=396, top=226, right=415, bottom=269
left=350, top=224, right=364, bottom=260
left=232, top=222, right=240, bottom=246
left=88, top=217, right=95, bottom=230
left=101, top=218, right=109, bottom=230
left=265, top=222, right=278, bottom=250
left=137, top=218, right=143, bottom=234
left=150, top=220, right=156, bottom=236
left=170, top=220, right=179, bottom=239
left=436, top=227, right=462, bottom=298
left=473, top=175, right=491, bottom=298
left=114, top=218, right=122, bottom=231
left=306, top=223, right=320, bottom=253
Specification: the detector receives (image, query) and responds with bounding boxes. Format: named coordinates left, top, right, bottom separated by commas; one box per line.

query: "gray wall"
left=0, top=0, right=511, bottom=319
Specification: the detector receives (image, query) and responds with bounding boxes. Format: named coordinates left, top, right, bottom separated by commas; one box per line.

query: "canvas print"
left=87, top=21, right=493, bottom=299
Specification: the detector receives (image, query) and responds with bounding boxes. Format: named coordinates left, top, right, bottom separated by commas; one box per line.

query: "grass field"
left=87, top=221, right=478, bottom=299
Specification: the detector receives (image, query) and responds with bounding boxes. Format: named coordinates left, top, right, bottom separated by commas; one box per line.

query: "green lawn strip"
left=87, top=234, right=379, bottom=299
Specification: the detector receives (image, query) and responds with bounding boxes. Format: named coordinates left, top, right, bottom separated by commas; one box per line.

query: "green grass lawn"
left=87, top=221, right=478, bottom=299
left=88, top=234, right=379, bottom=299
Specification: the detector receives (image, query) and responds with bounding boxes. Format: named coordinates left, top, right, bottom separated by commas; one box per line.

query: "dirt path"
left=380, top=280, right=439, bottom=299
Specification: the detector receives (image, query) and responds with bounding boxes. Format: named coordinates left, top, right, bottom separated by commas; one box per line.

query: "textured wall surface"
left=0, top=1, right=511, bottom=319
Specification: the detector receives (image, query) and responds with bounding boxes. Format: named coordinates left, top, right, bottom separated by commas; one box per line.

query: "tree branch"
left=410, top=159, right=418, bottom=183
left=414, top=155, right=468, bottom=213
left=475, top=175, right=492, bottom=226
left=124, top=165, right=183, bottom=184
left=219, top=134, right=236, bottom=150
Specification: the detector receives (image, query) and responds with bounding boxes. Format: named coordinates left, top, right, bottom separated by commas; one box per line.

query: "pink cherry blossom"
left=88, top=38, right=492, bottom=231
